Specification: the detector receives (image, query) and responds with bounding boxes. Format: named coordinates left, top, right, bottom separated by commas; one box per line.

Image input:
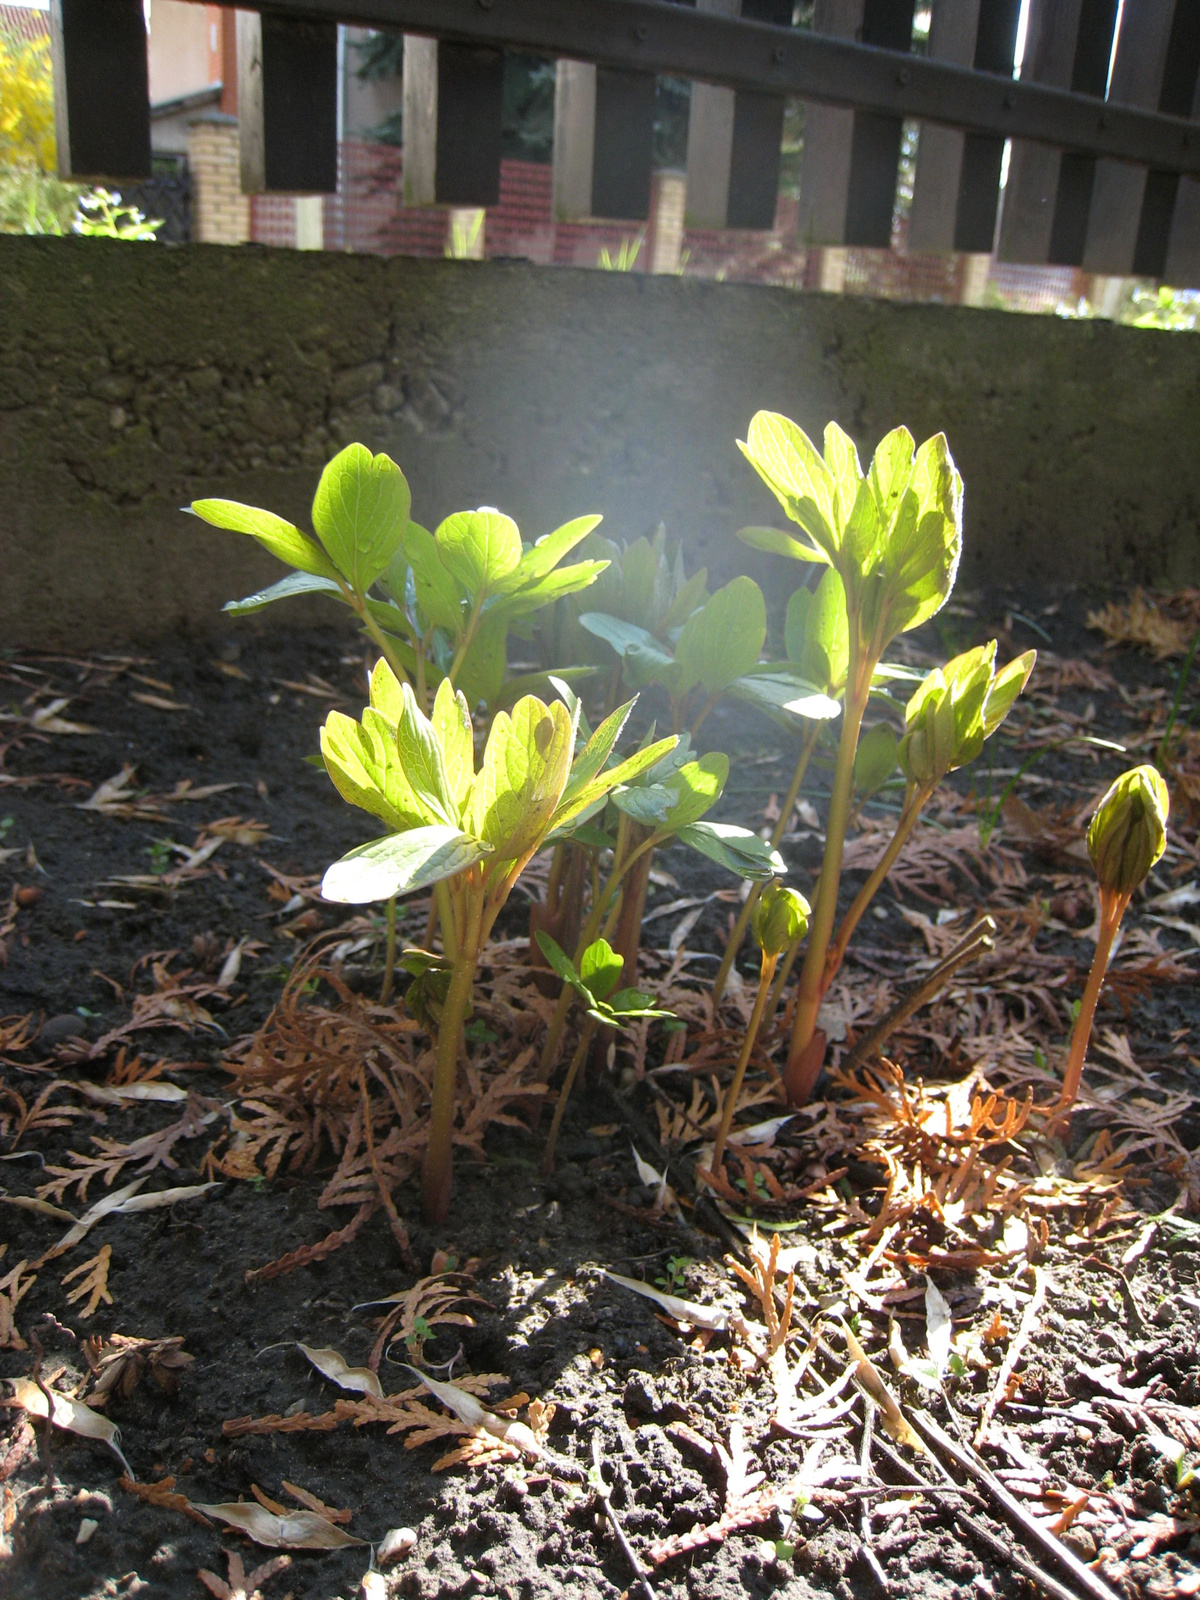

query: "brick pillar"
left=188, top=114, right=250, bottom=245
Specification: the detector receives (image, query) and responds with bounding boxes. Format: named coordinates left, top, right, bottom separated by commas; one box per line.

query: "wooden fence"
left=50, top=0, right=1200, bottom=283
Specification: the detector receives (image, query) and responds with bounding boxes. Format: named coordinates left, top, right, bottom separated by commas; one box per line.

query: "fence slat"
left=843, top=0, right=918, bottom=247
left=403, top=37, right=504, bottom=206
left=1163, top=22, right=1200, bottom=286
left=553, top=60, right=654, bottom=221
left=1080, top=0, right=1176, bottom=274
left=238, top=13, right=338, bottom=195
left=796, top=0, right=866, bottom=246
left=907, top=0, right=981, bottom=253
left=1139, top=6, right=1200, bottom=281
left=686, top=0, right=788, bottom=230
left=50, top=0, right=150, bottom=182
left=593, top=67, right=656, bottom=220
left=997, top=0, right=1087, bottom=264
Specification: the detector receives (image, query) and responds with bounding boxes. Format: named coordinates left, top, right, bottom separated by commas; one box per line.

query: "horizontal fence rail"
left=49, top=0, right=1200, bottom=281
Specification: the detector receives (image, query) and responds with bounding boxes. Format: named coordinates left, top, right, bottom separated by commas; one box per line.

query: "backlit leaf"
left=222, top=572, right=343, bottom=617
left=677, top=820, right=785, bottom=880
left=467, top=696, right=573, bottom=861
left=436, top=509, right=522, bottom=594
left=321, top=826, right=492, bottom=904
left=674, top=577, right=766, bottom=696
left=190, top=499, right=341, bottom=580
left=662, top=754, right=729, bottom=831
left=311, top=444, right=411, bottom=592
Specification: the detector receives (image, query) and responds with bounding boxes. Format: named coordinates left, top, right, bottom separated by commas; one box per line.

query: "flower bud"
left=752, top=883, right=810, bottom=958
left=1087, top=765, right=1169, bottom=898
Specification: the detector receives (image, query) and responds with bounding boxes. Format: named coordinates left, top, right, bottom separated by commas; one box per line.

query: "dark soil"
left=1, top=588, right=1198, bottom=1600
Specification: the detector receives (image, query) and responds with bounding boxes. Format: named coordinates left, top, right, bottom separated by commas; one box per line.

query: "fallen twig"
left=857, top=1399, right=888, bottom=1591
left=840, top=916, right=996, bottom=1073
left=913, top=1408, right=1121, bottom=1600
left=591, top=1433, right=655, bottom=1600
left=872, top=1434, right=1084, bottom=1600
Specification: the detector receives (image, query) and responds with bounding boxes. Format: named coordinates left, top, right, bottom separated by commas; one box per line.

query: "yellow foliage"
left=0, top=28, right=56, bottom=172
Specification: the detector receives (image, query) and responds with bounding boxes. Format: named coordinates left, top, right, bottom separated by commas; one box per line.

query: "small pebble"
left=360, top=1571, right=387, bottom=1600
left=377, top=1527, right=417, bottom=1564
left=76, top=1519, right=99, bottom=1545
left=39, top=1014, right=86, bottom=1047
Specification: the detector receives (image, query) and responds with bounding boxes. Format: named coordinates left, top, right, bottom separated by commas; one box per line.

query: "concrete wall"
left=2, top=235, right=1199, bottom=650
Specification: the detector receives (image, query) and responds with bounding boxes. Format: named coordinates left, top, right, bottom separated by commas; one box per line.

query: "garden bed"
left=1, top=586, right=1198, bottom=1600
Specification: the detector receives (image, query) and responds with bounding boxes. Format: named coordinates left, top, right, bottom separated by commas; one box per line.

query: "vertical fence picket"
left=1081, top=0, right=1176, bottom=274
left=403, top=37, right=504, bottom=207
left=1141, top=5, right=1200, bottom=282
left=237, top=13, right=338, bottom=195
left=908, top=0, right=983, bottom=253
left=552, top=60, right=655, bottom=221
left=843, top=0, right=917, bottom=247
left=50, top=0, right=151, bottom=181
left=997, top=0, right=1086, bottom=264
left=796, top=0, right=866, bottom=245
left=685, top=0, right=789, bottom=230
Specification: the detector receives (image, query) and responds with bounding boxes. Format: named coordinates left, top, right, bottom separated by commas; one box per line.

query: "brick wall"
left=187, top=116, right=249, bottom=246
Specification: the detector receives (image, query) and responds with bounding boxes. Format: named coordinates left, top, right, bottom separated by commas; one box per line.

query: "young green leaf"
left=560, top=699, right=635, bottom=801
left=660, top=754, right=729, bottom=831
left=320, top=711, right=422, bottom=831
left=403, top=520, right=464, bottom=633
left=727, top=671, right=840, bottom=723
left=322, top=825, right=492, bottom=904
left=222, top=572, right=343, bottom=617
left=549, top=734, right=680, bottom=834
left=501, top=514, right=604, bottom=586
left=455, top=613, right=509, bottom=711
left=436, top=509, right=523, bottom=594
left=311, top=444, right=411, bottom=592
left=579, top=937, right=624, bottom=1002
left=854, top=722, right=899, bottom=797
left=735, top=525, right=824, bottom=564
left=367, top=656, right=407, bottom=727
left=674, top=577, right=767, bottom=697
left=737, top=412, right=838, bottom=560
left=612, top=783, right=679, bottom=826
left=430, top=677, right=476, bottom=808
left=467, top=695, right=574, bottom=861
left=823, top=422, right=864, bottom=527
left=395, top=682, right=456, bottom=826
left=677, top=821, right=786, bottom=880
left=190, top=499, right=342, bottom=580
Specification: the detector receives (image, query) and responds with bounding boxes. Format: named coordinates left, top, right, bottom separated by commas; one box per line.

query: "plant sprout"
left=190, top=443, right=608, bottom=714
left=319, top=660, right=676, bottom=1222
left=535, top=933, right=674, bottom=1172
left=710, top=884, right=809, bottom=1176
left=737, top=414, right=964, bottom=1104
left=1057, top=765, right=1169, bottom=1111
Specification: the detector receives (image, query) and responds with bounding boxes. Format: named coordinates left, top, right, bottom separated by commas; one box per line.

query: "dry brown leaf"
left=296, top=1344, right=382, bottom=1399
left=0, top=1257, right=36, bottom=1351
left=86, top=1332, right=193, bottom=1405
left=195, top=1501, right=364, bottom=1550
left=1087, top=591, right=1196, bottom=659
left=9, top=1377, right=132, bottom=1475
left=62, top=1245, right=113, bottom=1318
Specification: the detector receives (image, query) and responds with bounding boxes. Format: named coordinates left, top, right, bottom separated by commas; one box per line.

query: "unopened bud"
left=752, top=883, right=810, bottom=958
left=1086, top=765, right=1168, bottom=898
